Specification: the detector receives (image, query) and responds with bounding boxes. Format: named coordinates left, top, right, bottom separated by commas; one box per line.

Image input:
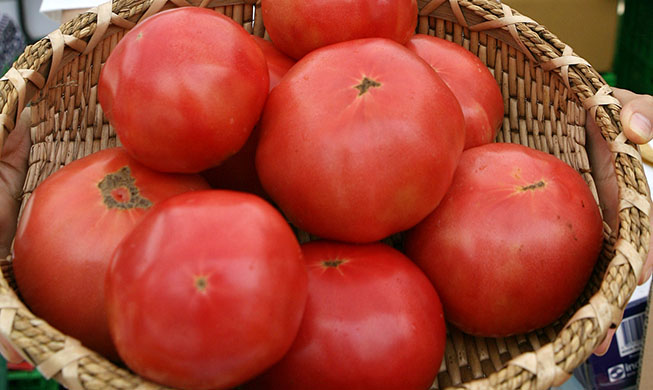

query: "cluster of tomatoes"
left=11, top=1, right=605, bottom=389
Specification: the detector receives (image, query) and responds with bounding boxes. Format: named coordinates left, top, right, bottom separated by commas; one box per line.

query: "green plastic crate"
left=1, top=356, right=7, bottom=390
left=614, top=0, right=653, bottom=94
left=7, top=369, right=59, bottom=390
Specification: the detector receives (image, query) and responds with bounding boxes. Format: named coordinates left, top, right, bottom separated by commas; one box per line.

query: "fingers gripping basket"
left=0, top=0, right=650, bottom=389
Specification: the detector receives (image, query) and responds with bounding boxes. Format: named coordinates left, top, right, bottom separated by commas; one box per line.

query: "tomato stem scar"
left=98, top=166, right=152, bottom=209
left=322, top=258, right=348, bottom=268
left=194, top=275, right=208, bottom=293
left=520, top=180, right=546, bottom=191
left=354, top=77, right=381, bottom=96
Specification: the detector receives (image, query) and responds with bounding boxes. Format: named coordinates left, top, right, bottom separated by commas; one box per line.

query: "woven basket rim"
left=0, top=0, right=649, bottom=389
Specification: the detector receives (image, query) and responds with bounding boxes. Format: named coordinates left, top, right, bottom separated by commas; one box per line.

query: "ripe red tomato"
left=405, top=143, right=604, bottom=336
left=251, top=36, right=296, bottom=91
left=405, top=34, right=504, bottom=149
left=256, top=38, right=465, bottom=243
left=261, top=0, right=418, bottom=59
left=247, top=241, right=446, bottom=390
left=12, top=148, right=209, bottom=361
left=98, top=7, right=269, bottom=173
left=105, top=190, right=308, bottom=390
left=201, top=36, right=295, bottom=197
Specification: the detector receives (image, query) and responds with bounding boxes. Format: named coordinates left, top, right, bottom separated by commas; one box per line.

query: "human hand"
left=587, top=88, right=653, bottom=356
left=613, top=88, right=653, bottom=145
left=0, top=107, right=30, bottom=364
left=0, top=108, right=31, bottom=258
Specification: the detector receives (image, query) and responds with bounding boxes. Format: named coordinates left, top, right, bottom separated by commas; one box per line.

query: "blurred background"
left=0, top=0, right=58, bottom=75
left=0, top=0, right=59, bottom=40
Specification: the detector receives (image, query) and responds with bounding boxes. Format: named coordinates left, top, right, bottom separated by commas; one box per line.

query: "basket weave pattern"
left=0, top=0, right=650, bottom=389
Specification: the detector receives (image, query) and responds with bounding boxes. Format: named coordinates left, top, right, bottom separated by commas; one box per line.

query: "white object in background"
left=39, top=0, right=105, bottom=23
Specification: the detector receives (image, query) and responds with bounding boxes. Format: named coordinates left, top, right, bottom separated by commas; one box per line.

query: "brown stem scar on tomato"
left=322, top=258, right=348, bottom=268
left=354, top=77, right=381, bottom=96
left=520, top=180, right=546, bottom=191
left=98, top=166, right=153, bottom=209
left=194, top=275, right=208, bottom=293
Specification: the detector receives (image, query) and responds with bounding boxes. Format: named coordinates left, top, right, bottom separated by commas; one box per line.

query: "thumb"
left=612, top=88, right=653, bottom=144
left=593, top=328, right=616, bottom=356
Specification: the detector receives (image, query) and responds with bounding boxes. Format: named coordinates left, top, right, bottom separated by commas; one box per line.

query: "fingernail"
left=630, top=113, right=653, bottom=142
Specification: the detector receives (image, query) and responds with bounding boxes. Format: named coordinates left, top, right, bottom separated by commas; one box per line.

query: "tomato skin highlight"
left=247, top=241, right=446, bottom=390
left=261, top=0, right=418, bottom=59
left=105, top=190, right=308, bottom=390
left=12, top=148, right=209, bottom=361
left=405, top=143, right=604, bottom=337
left=98, top=7, right=270, bottom=173
left=256, top=38, right=465, bottom=243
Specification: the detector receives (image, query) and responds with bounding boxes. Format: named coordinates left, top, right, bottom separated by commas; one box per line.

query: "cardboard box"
left=502, top=0, right=618, bottom=73
left=638, top=276, right=653, bottom=388
left=638, top=161, right=653, bottom=389
left=574, top=278, right=651, bottom=389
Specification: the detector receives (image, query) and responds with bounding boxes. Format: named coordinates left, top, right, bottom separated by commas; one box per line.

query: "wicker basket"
left=0, top=0, right=649, bottom=389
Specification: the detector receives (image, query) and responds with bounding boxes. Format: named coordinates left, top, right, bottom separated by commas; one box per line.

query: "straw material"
left=0, top=0, right=649, bottom=389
